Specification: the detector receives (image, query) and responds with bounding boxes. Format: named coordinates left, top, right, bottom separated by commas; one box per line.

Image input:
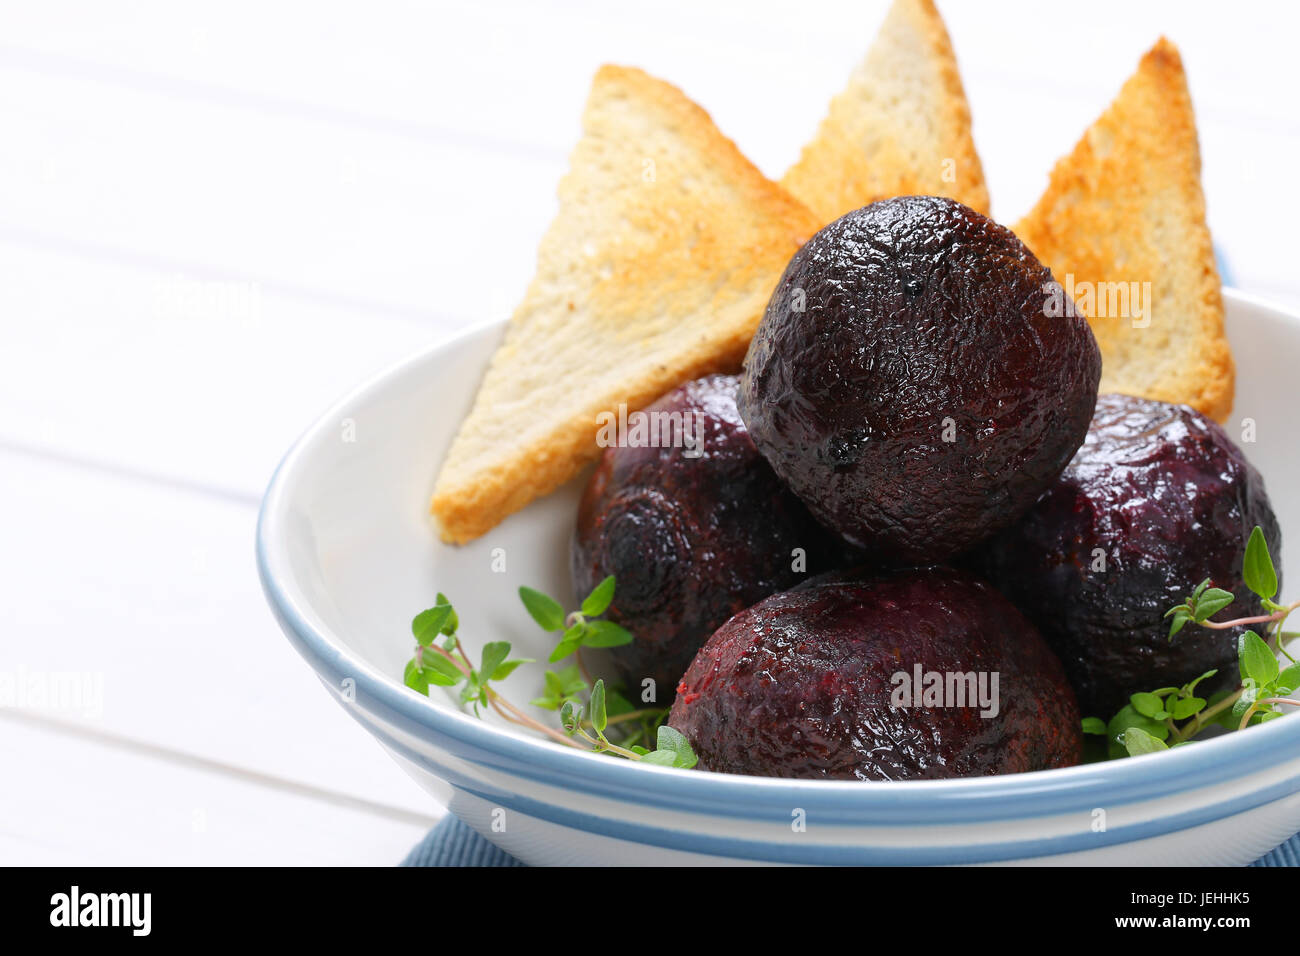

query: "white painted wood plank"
left=0, top=716, right=435, bottom=865
left=0, top=1, right=1296, bottom=312
left=1, top=1, right=1294, bottom=151
left=0, top=446, right=436, bottom=818
left=0, top=240, right=443, bottom=497
left=0, top=0, right=1289, bottom=317
left=0, top=59, right=561, bottom=320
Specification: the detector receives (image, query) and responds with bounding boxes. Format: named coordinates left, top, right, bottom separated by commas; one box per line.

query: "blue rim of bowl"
left=256, top=292, right=1300, bottom=836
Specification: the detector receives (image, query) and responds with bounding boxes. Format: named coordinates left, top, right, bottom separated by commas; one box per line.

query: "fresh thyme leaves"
left=581, top=575, right=616, bottom=616
left=528, top=664, right=587, bottom=711
left=1164, top=579, right=1235, bottom=639
left=559, top=683, right=697, bottom=768
left=1244, top=525, right=1279, bottom=602
left=1087, top=524, right=1300, bottom=758
left=403, top=577, right=695, bottom=768
left=1083, top=668, right=1218, bottom=757
left=518, top=587, right=565, bottom=632
left=520, top=576, right=634, bottom=665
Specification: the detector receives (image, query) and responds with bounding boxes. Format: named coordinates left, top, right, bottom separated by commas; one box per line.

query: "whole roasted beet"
left=572, top=374, right=844, bottom=703
left=973, top=393, right=1281, bottom=717
left=668, top=566, right=1082, bottom=780
left=739, top=195, right=1101, bottom=564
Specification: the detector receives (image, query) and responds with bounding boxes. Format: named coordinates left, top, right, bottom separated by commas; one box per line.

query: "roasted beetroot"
left=668, top=566, right=1082, bottom=780
left=572, top=374, right=845, bottom=703
left=972, top=393, right=1281, bottom=717
left=738, top=195, right=1101, bottom=564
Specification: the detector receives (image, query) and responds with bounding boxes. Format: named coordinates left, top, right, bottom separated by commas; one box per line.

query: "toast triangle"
left=782, top=0, right=989, bottom=222
left=1014, top=37, right=1233, bottom=422
left=431, top=65, right=820, bottom=544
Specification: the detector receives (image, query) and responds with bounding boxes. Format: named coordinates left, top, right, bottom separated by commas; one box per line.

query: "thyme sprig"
left=403, top=579, right=696, bottom=768
left=1086, top=525, right=1298, bottom=757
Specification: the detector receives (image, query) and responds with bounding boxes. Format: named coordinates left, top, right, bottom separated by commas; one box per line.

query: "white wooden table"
left=2, top=0, right=1297, bottom=865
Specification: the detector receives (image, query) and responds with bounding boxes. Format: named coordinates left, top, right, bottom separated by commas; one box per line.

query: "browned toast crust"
left=431, top=66, right=820, bottom=544
left=1014, top=38, right=1233, bottom=422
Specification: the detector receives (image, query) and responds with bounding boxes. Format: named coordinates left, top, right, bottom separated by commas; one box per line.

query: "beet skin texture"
left=972, top=392, right=1282, bottom=718
left=739, top=195, right=1101, bottom=564
left=668, top=566, right=1082, bottom=780
left=572, top=374, right=847, bottom=703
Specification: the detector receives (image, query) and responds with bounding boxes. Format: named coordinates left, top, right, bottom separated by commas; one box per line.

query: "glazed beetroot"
left=572, top=374, right=845, bottom=703
left=739, top=195, right=1101, bottom=564
left=668, top=566, right=1082, bottom=780
left=972, top=393, right=1281, bottom=717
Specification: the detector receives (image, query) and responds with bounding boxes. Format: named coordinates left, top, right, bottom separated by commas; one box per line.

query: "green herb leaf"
left=530, top=666, right=587, bottom=709
left=459, top=674, right=485, bottom=708
left=548, top=627, right=585, bottom=663
left=434, top=593, right=459, bottom=634
left=491, top=658, right=533, bottom=681
left=1275, top=663, right=1300, bottom=696
left=424, top=652, right=465, bottom=684
left=1166, top=606, right=1191, bottom=639
left=583, top=620, right=634, bottom=648
left=581, top=575, right=616, bottom=617
left=1170, top=696, right=1206, bottom=720
left=1130, top=692, right=1165, bottom=719
left=1081, top=717, right=1108, bottom=735
left=1239, top=630, right=1279, bottom=685
left=1106, top=704, right=1168, bottom=758
left=1232, top=681, right=1258, bottom=719
left=411, top=604, right=453, bottom=645
left=480, top=642, right=511, bottom=684
left=559, top=700, right=582, bottom=734
left=529, top=671, right=564, bottom=710
left=404, top=652, right=464, bottom=693
left=1122, top=726, right=1170, bottom=756
left=590, top=679, right=608, bottom=735
left=1243, top=525, right=1278, bottom=600
left=519, top=586, right=566, bottom=632
left=639, top=750, right=677, bottom=766
left=652, top=725, right=698, bottom=769
left=404, top=659, right=431, bottom=694
left=1193, top=588, right=1236, bottom=622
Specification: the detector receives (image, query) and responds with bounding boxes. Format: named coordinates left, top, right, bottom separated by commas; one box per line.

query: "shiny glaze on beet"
left=668, top=566, right=1082, bottom=780
left=572, top=374, right=846, bottom=703
left=739, top=196, right=1101, bottom=564
left=972, top=393, right=1281, bottom=717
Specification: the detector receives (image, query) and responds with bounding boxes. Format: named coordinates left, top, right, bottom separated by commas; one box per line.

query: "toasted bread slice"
left=1014, top=38, right=1232, bottom=422
left=782, top=0, right=989, bottom=222
left=430, top=65, right=820, bottom=544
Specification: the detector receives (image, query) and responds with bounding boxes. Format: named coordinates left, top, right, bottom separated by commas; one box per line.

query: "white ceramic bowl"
left=258, top=289, right=1300, bottom=865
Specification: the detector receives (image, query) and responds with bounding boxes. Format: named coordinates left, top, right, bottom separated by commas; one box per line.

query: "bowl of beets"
left=260, top=196, right=1300, bottom=865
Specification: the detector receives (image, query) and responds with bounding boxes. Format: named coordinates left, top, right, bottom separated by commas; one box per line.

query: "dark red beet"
left=668, top=566, right=1082, bottom=780
left=972, top=393, right=1281, bottom=717
left=739, top=195, right=1101, bottom=564
left=572, top=374, right=847, bottom=704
